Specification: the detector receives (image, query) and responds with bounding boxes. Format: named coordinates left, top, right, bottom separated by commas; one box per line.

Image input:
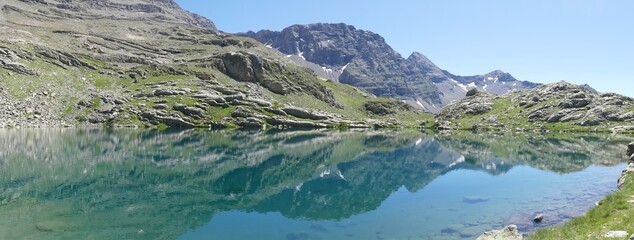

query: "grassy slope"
left=0, top=28, right=432, bottom=128
left=530, top=172, right=634, bottom=239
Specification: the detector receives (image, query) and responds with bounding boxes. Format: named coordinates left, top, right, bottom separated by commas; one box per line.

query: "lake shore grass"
left=529, top=171, right=634, bottom=239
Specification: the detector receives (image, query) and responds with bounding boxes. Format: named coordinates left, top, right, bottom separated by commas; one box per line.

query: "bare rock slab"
left=476, top=225, right=523, bottom=240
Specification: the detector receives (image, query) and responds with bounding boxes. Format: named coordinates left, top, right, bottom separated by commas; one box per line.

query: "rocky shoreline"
left=478, top=141, right=634, bottom=240
left=618, top=142, right=634, bottom=189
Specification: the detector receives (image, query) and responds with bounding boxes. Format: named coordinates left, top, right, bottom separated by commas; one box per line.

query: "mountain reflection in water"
left=0, top=129, right=630, bottom=240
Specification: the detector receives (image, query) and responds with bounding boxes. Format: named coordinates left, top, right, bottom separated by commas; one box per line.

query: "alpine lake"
left=0, top=129, right=631, bottom=240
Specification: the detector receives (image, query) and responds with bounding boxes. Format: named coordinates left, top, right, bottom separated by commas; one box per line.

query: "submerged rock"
left=463, top=196, right=490, bottom=204
left=476, top=225, right=522, bottom=240
left=286, top=232, right=311, bottom=240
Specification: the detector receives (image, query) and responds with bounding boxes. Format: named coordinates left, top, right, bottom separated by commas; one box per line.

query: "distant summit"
left=243, top=23, right=540, bottom=113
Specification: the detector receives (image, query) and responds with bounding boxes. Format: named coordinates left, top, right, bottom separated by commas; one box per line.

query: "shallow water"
left=0, top=129, right=630, bottom=240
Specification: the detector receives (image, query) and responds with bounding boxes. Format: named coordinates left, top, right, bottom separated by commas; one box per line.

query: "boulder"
left=466, top=88, right=479, bottom=97
left=476, top=225, right=522, bottom=240
left=173, top=104, right=204, bottom=119
left=547, top=109, right=576, bottom=123
left=234, top=117, right=264, bottom=128
left=628, top=142, right=634, bottom=156
left=282, top=106, right=329, bottom=120
left=577, top=118, right=602, bottom=126
left=559, top=98, right=590, bottom=109
left=263, top=80, right=288, bottom=95
left=211, top=86, right=239, bottom=95
left=604, top=231, right=629, bottom=238
left=363, top=101, right=412, bottom=116
left=246, top=98, right=273, bottom=107
left=527, top=109, right=547, bottom=122
left=231, top=107, right=253, bottom=118
left=219, top=52, right=260, bottom=83
left=262, top=107, right=287, bottom=116
left=266, top=117, right=327, bottom=128
left=223, top=94, right=245, bottom=102
left=140, top=111, right=195, bottom=128
left=153, top=88, right=186, bottom=96
left=153, top=104, right=168, bottom=110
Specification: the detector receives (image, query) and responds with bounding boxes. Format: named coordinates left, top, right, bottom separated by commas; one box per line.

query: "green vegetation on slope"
left=434, top=83, right=634, bottom=133
left=0, top=1, right=430, bottom=129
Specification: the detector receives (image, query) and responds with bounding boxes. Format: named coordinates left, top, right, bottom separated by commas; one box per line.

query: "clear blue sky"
left=176, top=0, right=633, bottom=96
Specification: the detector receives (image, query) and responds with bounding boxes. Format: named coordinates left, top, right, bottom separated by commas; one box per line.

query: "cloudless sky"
left=176, top=0, right=633, bottom=96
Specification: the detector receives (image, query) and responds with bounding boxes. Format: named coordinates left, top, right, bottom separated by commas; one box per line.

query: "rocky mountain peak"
left=406, top=52, right=445, bottom=79
left=407, top=52, right=438, bottom=69
left=243, top=23, right=391, bottom=68
left=482, top=70, right=517, bottom=82
left=407, top=52, right=430, bottom=62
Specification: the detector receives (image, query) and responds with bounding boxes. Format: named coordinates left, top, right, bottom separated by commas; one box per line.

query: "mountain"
left=244, top=23, right=441, bottom=110
left=0, top=1, right=426, bottom=128
left=243, top=23, right=540, bottom=113
left=433, top=81, right=634, bottom=131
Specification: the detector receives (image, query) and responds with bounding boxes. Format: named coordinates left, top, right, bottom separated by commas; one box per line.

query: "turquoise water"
left=0, top=129, right=630, bottom=240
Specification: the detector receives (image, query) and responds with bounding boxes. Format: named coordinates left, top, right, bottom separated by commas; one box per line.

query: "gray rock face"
left=0, top=46, right=37, bottom=75
left=36, top=47, right=96, bottom=70
left=203, top=51, right=339, bottom=106
left=0, top=59, right=36, bottom=75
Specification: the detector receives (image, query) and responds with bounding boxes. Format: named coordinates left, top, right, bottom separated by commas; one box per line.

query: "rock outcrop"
left=435, top=81, right=634, bottom=131
left=437, top=88, right=494, bottom=120
left=476, top=225, right=523, bottom=240
left=618, top=142, right=634, bottom=189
